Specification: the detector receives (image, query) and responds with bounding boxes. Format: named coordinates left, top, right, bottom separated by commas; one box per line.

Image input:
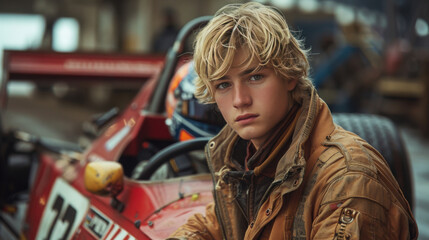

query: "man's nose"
left=233, top=84, right=252, bottom=108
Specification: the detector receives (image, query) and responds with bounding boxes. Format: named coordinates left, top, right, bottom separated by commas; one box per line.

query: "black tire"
left=332, top=113, right=414, bottom=211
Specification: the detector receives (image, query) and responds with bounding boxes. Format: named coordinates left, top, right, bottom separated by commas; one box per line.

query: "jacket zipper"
left=259, top=179, right=281, bottom=207
left=257, top=164, right=301, bottom=210
left=251, top=171, right=296, bottom=224
left=234, top=196, right=249, bottom=223
left=247, top=179, right=281, bottom=228
left=247, top=175, right=255, bottom=223
left=206, top=146, right=229, bottom=240
left=335, top=208, right=357, bottom=240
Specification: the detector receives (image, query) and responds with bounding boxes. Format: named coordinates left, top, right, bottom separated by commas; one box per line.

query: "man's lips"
left=235, top=113, right=259, bottom=122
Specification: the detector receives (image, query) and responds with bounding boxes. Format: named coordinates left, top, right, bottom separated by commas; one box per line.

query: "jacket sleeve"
left=167, top=202, right=224, bottom=240
left=310, top=172, right=418, bottom=240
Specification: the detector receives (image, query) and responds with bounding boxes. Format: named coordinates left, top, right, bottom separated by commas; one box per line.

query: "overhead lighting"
left=298, top=0, right=319, bottom=13
left=320, top=1, right=336, bottom=14
left=53, top=18, right=80, bottom=52
left=334, top=4, right=355, bottom=25
left=415, top=18, right=429, bottom=37
left=357, top=9, right=376, bottom=26
left=270, top=0, right=296, bottom=9
left=252, top=0, right=269, bottom=4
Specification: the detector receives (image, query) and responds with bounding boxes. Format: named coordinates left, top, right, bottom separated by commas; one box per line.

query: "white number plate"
left=35, top=178, right=89, bottom=240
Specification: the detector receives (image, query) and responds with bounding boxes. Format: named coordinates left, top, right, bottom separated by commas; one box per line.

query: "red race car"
left=0, top=17, right=413, bottom=240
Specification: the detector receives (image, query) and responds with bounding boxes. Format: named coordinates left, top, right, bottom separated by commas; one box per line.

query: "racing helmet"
left=166, top=61, right=225, bottom=141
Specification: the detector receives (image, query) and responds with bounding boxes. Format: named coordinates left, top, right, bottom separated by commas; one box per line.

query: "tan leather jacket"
left=169, top=89, right=418, bottom=240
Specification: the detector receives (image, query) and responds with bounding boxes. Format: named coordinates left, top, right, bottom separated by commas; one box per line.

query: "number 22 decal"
left=44, top=195, right=76, bottom=240
left=36, top=178, right=89, bottom=240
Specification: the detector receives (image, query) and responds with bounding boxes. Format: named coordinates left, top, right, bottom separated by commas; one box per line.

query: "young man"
left=169, top=2, right=418, bottom=239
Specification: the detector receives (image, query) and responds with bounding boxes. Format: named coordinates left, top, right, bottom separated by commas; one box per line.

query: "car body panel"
left=0, top=49, right=213, bottom=239
left=22, top=148, right=213, bottom=239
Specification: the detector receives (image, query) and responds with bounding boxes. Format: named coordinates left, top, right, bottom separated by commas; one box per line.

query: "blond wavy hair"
left=193, top=2, right=313, bottom=104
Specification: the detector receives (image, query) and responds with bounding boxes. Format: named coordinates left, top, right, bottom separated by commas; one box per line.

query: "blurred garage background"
left=0, top=0, right=428, bottom=238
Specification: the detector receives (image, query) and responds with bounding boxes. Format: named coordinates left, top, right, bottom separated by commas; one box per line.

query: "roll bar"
left=146, top=16, right=212, bottom=114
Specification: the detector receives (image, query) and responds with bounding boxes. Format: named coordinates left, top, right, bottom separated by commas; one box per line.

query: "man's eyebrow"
left=217, top=66, right=261, bottom=80
left=217, top=76, right=229, bottom=81
left=240, top=67, right=258, bottom=76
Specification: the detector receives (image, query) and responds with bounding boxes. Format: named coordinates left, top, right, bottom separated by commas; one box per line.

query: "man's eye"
left=250, top=74, right=263, bottom=81
left=215, top=82, right=230, bottom=90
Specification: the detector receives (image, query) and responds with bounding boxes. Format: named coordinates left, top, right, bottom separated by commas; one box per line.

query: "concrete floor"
left=2, top=94, right=429, bottom=239
left=401, top=126, right=429, bottom=239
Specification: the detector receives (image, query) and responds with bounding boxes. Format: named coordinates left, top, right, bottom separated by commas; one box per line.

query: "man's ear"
left=286, top=78, right=298, bottom=91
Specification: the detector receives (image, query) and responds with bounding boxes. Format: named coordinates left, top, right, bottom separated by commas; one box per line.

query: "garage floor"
left=2, top=94, right=429, bottom=239
left=401, top=126, right=429, bottom=239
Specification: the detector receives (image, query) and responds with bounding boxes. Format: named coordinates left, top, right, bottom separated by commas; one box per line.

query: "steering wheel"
left=131, top=137, right=211, bottom=180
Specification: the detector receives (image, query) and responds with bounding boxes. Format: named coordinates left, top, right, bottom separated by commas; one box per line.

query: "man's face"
left=211, top=49, right=297, bottom=149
